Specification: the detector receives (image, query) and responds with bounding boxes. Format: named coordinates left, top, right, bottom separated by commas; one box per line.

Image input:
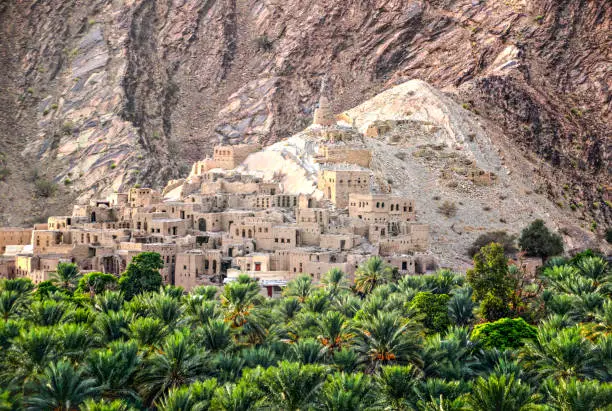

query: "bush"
left=468, top=231, right=517, bottom=257
left=518, top=219, right=564, bottom=260
left=472, top=317, right=537, bottom=350
left=61, top=121, right=75, bottom=135
left=255, top=34, right=273, bottom=52
left=34, top=178, right=57, bottom=197
left=438, top=201, right=458, bottom=217
left=410, top=291, right=450, bottom=333
left=0, top=167, right=10, bottom=181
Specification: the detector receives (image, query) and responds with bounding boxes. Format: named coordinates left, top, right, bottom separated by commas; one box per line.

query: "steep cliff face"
left=0, top=0, right=609, bottom=232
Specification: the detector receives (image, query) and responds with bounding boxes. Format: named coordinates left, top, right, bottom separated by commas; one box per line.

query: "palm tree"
left=259, top=361, right=326, bottom=410
left=284, top=275, right=314, bottom=302
left=80, top=399, right=134, bottom=411
left=212, top=353, right=245, bottom=384
left=28, top=299, right=69, bottom=326
left=447, top=287, right=475, bottom=326
left=0, top=291, right=22, bottom=322
left=317, top=311, right=354, bottom=354
left=220, top=277, right=263, bottom=328
left=240, top=346, right=279, bottom=369
left=94, top=291, right=125, bottom=313
left=320, top=372, right=376, bottom=411
left=541, top=377, right=612, bottom=411
left=93, top=310, right=132, bottom=343
left=1, top=277, right=34, bottom=294
left=519, top=325, right=603, bottom=380
left=49, top=262, right=81, bottom=290
left=23, top=360, right=98, bottom=411
left=198, top=319, right=233, bottom=352
left=355, top=311, right=423, bottom=371
left=156, top=379, right=218, bottom=411
left=303, top=290, right=330, bottom=313
left=55, top=323, right=92, bottom=362
left=3, top=327, right=57, bottom=386
left=421, top=327, right=479, bottom=380
left=287, top=338, right=326, bottom=364
left=136, top=331, right=208, bottom=406
left=276, top=296, right=302, bottom=321
left=187, top=299, right=222, bottom=325
left=321, top=268, right=348, bottom=297
left=128, top=317, right=167, bottom=347
left=575, top=256, right=609, bottom=284
left=332, top=348, right=360, bottom=373
left=211, top=381, right=264, bottom=411
left=354, top=257, right=392, bottom=295
left=467, top=374, right=538, bottom=411
left=415, top=378, right=469, bottom=410
left=150, top=294, right=186, bottom=327
left=85, top=340, right=141, bottom=402
left=374, top=365, right=421, bottom=410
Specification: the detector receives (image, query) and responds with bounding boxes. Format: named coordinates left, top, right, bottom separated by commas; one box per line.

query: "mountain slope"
left=0, top=0, right=609, bottom=235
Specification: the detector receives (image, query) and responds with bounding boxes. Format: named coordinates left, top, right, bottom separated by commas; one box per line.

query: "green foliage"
left=119, top=252, right=164, bottom=300
left=354, top=256, right=392, bottom=295
left=467, top=243, right=514, bottom=321
left=519, top=219, right=564, bottom=259
left=0, top=250, right=608, bottom=409
left=468, top=374, right=538, bottom=411
left=468, top=230, right=518, bottom=257
left=472, top=317, right=537, bottom=350
left=410, top=291, right=451, bottom=333
left=34, top=177, right=57, bottom=197
left=78, top=272, right=117, bottom=296
left=50, top=262, right=81, bottom=290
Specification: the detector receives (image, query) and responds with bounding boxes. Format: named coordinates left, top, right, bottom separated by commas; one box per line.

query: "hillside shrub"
left=468, top=231, right=517, bottom=257
left=438, top=201, right=457, bottom=217
left=519, top=219, right=564, bottom=260
left=34, top=178, right=57, bottom=197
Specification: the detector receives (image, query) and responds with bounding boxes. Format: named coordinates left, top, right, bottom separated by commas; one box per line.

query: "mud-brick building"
left=317, top=166, right=371, bottom=208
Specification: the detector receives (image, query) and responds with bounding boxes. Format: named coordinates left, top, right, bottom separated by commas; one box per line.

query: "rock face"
left=0, top=0, right=609, bottom=233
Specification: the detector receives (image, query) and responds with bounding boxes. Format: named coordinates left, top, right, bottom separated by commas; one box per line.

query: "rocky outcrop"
left=0, top=0, right=609, bottom=235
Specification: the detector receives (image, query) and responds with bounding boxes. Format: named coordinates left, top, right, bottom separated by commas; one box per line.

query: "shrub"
left=61, top=121, right=75, bottom=135
left=472, top=317, right=537, bottom=350
left=0, top=167, right=10, bottom=181
left=519, top=219, right=564, bottom=260
left=34, top=178, right=57, bottom=197
left=64, top=178, right=72, bottom=185
left=468, top=231, right=517, bottom=257
left=255, top=34, right=273, bottom=52
left=438, top=201, right=458, bottom=217
left=410, top=291, right=450, bottom=333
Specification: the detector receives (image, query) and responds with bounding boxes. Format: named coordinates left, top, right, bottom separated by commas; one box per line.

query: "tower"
left=312, top=76, right=336, bottom=127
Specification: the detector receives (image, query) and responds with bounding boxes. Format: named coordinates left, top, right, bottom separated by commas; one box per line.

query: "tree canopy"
left=0, top=252, right=609, bottom=410
left=519, top=219, right=564, bottom=260
left=119, top=252, right=164, bottom=300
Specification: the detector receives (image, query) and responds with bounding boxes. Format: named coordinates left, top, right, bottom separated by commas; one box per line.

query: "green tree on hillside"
left=467, top=243, right=513, bottom=321
left=519, top=219, right=564, bottom=260
left=119, top=253, right=163, bottom=300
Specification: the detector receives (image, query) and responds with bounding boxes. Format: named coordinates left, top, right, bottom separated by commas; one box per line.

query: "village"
left=0, top=83, right=456, bottom=297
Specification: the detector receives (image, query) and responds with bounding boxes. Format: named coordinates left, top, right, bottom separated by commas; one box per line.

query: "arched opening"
left=198, top=218, right=207, bottom=231
left=212, top=260, right=217, bottom=274
left=90, top=212, right=96, bottom=223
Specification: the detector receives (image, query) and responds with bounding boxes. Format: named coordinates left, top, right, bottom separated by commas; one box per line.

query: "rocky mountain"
left=0, top=0, right=609, bottom=242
